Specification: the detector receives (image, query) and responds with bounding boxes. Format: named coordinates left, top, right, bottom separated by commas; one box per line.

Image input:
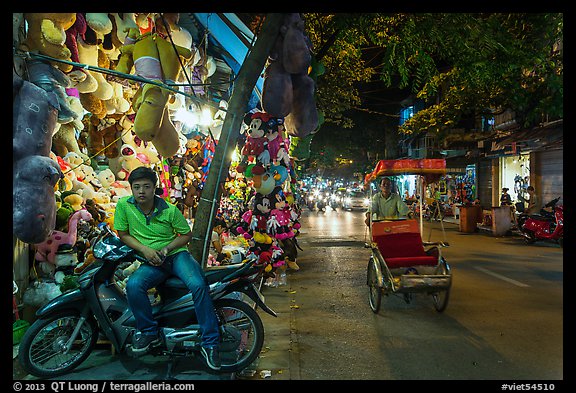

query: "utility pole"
left=189, top=13, right=284, bottom=267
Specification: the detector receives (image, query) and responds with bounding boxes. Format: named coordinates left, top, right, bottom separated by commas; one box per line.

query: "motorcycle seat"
left=157, top=263, right=248, bottom=290
left=527, top=213, right=555, bottom=221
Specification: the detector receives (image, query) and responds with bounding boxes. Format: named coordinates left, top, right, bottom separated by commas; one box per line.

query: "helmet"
left=93, top=235, right=136, bottom=262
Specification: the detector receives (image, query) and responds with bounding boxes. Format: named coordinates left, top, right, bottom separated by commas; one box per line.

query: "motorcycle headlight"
left=345, top=197, right=352, bottom=204
left=363, top=198, right=370, bottom=206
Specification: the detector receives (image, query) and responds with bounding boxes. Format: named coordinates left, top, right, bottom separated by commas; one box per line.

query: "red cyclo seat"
left=372, top=220, right=438, bottom=269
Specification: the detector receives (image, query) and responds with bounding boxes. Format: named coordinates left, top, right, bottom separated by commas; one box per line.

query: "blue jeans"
left=125, top=251, right=220, bottom=348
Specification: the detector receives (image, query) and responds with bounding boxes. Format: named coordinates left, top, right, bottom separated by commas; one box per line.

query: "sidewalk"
left=13, top=278, right=295, bottom=381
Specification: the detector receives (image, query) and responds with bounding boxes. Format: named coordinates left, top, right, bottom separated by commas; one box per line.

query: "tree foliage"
left=238, top=13, right=562, bottom=170
left=303, top=13, right=562, bottom=134
left=356, top=13, right=563, bottom=133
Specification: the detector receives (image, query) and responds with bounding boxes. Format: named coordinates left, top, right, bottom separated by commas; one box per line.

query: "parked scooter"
left=517, top=196, right=563, bottom=247
left=18, top=224, right=276, bottom=378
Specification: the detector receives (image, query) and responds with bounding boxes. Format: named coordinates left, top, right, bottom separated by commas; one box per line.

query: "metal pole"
left=188, top=13, right=284, bottom=268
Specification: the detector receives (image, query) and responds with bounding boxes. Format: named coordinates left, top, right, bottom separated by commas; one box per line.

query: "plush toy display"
left=20, top=13, right=76, bottom=73
left=115, top=29, right=192, bottom=158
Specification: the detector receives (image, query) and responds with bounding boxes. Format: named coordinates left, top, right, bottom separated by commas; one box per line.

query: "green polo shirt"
left=113, top=195, right=191, bottom=256
left=368, top=192, right=410, bottom=219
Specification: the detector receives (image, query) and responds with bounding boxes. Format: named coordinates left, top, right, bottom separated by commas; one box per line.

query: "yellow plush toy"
left=63, top=192, right=84, bottom=211
left=21, top=13, right=76, bottom=73
left=76, top=35, right=113, bottom=100
left=116, top=30, right=192, bottom=158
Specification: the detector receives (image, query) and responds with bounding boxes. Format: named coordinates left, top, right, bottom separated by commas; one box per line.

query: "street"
left=264, top=207, right=563, bottom=381
left=14, top=208, right=564, bottom=383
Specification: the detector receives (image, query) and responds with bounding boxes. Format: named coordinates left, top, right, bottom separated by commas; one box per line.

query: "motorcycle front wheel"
left=214, top=298, right=265, bottom=372
left=18, top=311, right=99, bottom=378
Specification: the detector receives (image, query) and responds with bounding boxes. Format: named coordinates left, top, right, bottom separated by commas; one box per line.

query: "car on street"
left=342, top=190, right=370, bottom=211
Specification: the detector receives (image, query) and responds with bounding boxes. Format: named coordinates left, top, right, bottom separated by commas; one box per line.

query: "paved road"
left=283, top=208, right=563, bottom=381
left=13, top=208, right=564, bottom=385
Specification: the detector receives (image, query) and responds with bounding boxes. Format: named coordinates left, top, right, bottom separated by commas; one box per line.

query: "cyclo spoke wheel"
left=214, top=298, right=265, bottom=373
left=432, top=259, right=451, bottom=312
left=18, top=311, right=98, bottom=379
left=367, top=258, right=382, bottom=313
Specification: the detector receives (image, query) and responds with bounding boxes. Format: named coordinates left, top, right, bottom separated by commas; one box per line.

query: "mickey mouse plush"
left=238, top=112, right=272, bottom=172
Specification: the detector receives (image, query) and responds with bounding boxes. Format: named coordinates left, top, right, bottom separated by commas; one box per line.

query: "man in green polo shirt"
left=113, top=166, right=221, bottom=370
left=365, top=177, right=412, bottom=226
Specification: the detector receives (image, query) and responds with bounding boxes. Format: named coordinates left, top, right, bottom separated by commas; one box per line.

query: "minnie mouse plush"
left=267, top=186, right=294, bottom=240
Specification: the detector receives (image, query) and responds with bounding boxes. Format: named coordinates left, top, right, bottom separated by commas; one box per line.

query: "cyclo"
left=364, top=159, right=452, bottom=314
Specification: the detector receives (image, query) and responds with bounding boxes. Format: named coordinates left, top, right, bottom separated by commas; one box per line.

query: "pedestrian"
left=113, top=166, right=221, bottom=370
left=210, top=218, right=228, bottom=262
left=500, top=188, right=512, bottom=206
left=365, top=177, right=412, bottom=226
left=519, top=185, right=541, bottom=215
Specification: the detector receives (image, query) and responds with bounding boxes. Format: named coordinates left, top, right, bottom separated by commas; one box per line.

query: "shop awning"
left=491, top=120, right=563, bottom=152
left=181, top=13, right=264, bottom=111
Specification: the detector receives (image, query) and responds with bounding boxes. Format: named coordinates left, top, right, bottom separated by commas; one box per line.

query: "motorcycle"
left=517, top=196, right=563, bottom=247
left=329, top=194, right=339, bottom=211
left=316, top=197, right=326, bottom=212
left=18, top=224, right=276, bottom=378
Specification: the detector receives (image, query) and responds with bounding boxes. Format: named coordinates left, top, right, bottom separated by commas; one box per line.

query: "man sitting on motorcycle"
left=113, top=166, right=221, bottom=370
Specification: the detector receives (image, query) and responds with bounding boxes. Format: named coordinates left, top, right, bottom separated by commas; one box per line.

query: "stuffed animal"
left=104, top=82, right=131, bottom=115
left=110, top=13, right=138, bottom=50
left=62, top=192, right=84, bottom=211
left=13, top=71, right=62, bottom=244
left=25, top=59, right=77, bottom=124
left=238, top=112, right=272, bottom=173
left=34, top=209, right=92, bottom=265
left=116, top=144, right=149, bottom=181
left=76, top=35, right=113, bottom=100
left=284, top=73, right=319, bottom=138
left=121, top=124, right=161, bottom=165
left=52, top=122, right=83, bottom=157
left=117, top=30, right=191, bottom=158
left=97, top=168, right=131, bottom=201
left=261, top=13, right=318, bottom=138
left=265, top=117, right=291, bottom=167
left=267, top=187, right=295, bottom=240
left=20, top=13, right=76, bottom=73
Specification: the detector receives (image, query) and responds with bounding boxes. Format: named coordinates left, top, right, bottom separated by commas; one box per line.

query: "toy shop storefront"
left=13, top=13, right=314, bottom=337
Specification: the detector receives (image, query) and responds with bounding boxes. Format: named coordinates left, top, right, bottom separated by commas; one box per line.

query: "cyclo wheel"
left=432, top=258, right=451, bottom=312
left=18, top=311, right=99, bottom=379
left=367, top=257, right=382, bottom=313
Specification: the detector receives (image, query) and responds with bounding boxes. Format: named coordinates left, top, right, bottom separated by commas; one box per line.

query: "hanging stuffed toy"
left=13, top=71, right=63, bottom=244
left=265, top=117, right=290, bottom=167
left=237, top=112, right=271, bottom=173
left=20, top=13, right=77, bottom=73
left=116, top=24, right=192, bottom=158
